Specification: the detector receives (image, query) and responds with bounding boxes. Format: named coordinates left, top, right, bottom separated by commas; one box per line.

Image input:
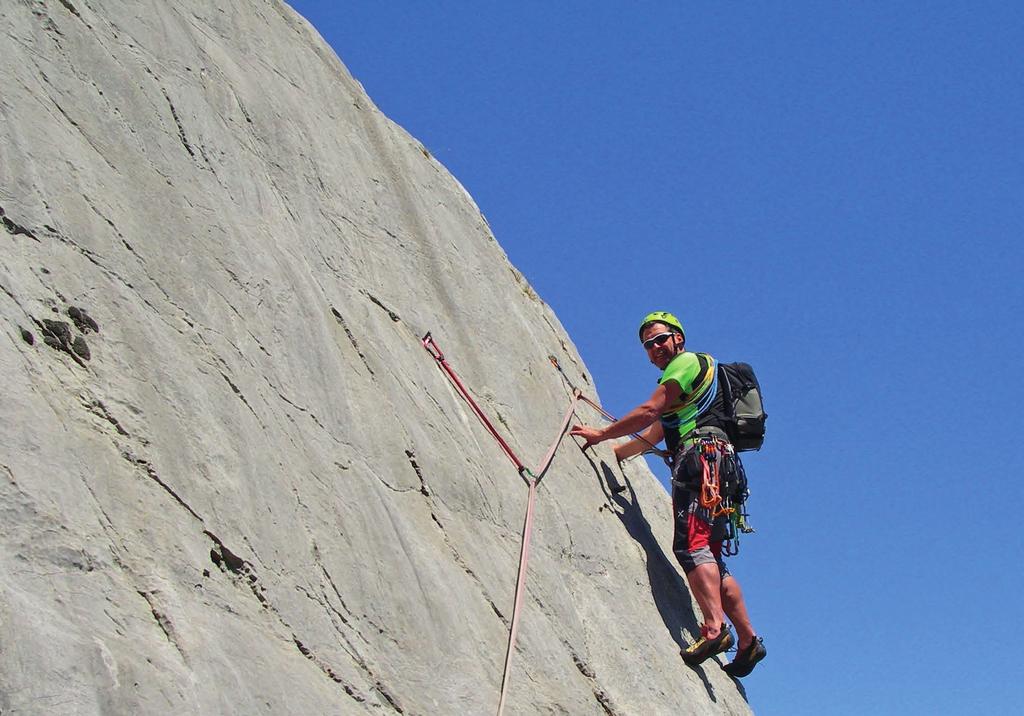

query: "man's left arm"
left=613, top=421, right=665, bottom=463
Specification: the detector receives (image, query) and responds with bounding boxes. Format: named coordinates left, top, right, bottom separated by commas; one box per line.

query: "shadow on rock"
left=688, top=657, right=749, bottom=704
left=589, top=458, right=749, bottom=703
left=586, top=456, right=700, bottom=651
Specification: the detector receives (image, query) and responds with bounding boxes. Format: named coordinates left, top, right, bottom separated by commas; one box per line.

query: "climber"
left=569, top=311, right=766, bottom=677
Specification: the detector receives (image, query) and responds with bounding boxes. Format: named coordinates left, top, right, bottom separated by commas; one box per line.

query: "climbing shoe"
left=681, top=626, right=734, bottom=666
left=722, top=636, right=766, bottom=677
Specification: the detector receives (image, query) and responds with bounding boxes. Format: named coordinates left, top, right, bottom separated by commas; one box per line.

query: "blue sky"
left=286, top=3, right=1024, bottom=713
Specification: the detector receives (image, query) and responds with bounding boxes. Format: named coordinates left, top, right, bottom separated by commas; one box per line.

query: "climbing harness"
left=423, top=334, right=590, bottom=716
left=676, top=435, right=755, bottom=556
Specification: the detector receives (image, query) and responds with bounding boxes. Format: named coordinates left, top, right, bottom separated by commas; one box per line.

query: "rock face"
left=0, top=2, right=753, bottom=714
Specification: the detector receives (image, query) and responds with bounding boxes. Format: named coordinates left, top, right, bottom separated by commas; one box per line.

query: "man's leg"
left=721, top=572, right=767, bottom=677
left=721, top=574, right=755, bottom=648
left=673, top=487, right=726, bottom=639
left=712, top=546, right=767, bottom=676
left=686, top=562, right=725, bottom=639
left=710, top=542, right=756, bottom=649
left=673, top=482, right=737, bottom=664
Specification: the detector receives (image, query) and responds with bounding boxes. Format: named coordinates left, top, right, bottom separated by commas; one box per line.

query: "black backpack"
left=718, top=362, right=767, bottom=452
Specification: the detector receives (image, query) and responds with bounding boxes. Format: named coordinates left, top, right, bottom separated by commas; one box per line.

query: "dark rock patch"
left=41, top=319, right=73, bottom=350
left=68, top=305, right=99, bottom=333
left=71, top=335, right=91, bottom=360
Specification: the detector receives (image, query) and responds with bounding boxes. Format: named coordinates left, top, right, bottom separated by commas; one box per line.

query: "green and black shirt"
left=658, top=351, right=728, bottom=454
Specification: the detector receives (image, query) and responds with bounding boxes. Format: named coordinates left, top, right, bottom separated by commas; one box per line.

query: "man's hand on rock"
left=569, top=424, right=604, bottom=448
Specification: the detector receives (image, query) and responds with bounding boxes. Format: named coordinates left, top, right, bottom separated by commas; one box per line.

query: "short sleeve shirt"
left=658, top=351, right=720, bottom=454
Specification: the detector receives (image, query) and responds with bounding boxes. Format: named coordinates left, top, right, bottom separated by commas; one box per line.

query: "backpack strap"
left=697, top=362, right=734, bottom=429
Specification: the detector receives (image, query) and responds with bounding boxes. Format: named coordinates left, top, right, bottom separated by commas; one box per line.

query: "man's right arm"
left=570, top=380, right=680, bottom=447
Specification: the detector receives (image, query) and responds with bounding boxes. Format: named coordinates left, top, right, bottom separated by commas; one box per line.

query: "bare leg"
left=721, top=574, right=755, bottom=648
left=687, top=563, right=725, bottom=638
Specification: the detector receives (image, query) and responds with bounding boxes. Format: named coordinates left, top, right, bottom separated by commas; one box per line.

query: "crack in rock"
left=204, top=531, right=274, bottom=611
left=293, top=636, right=349, bottom=686
left=374, top=681, right=405, bottom=713
left=421, top=483, right=508, bottom=625
left=58, top=0, right=82, bottom=20
left=85, top=399, right=130, bottom=437
left=315, top=557, right=368, bottom=645
left=162, top=89, right=195, bottom=158
left=330, top=306, right=374, bottom=376
left=0, top=205, right=39, bottom=241
left=121, top=450, right=203, bottom=522
left=205, top=531, right=249, bottom=576
left=307, top=549, right=406, bottom=709
left=404, top=449, right=429, bottom=496
left=219, top=371, right=262, bottom=422
left=137, top=590, right=188, bottom=664
left=291, top=630, right=402, bottom=713
left=263, top=376, right=330, bottom=434
left=204, top=533, right=403, bottom=711
left=362, top=291, right=400, bottom=322
left=567, top=645, right=622, bottom=716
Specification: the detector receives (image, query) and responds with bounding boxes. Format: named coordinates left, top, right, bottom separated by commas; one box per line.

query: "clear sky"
left=286, top=3, right=1024, bottom=714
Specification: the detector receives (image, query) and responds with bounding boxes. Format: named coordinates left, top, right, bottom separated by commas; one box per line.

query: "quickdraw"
left=696, top=437, right=735, bottom=518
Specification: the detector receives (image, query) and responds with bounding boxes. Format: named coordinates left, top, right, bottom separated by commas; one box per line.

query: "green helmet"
left=638, top=311, right=685, bottom=340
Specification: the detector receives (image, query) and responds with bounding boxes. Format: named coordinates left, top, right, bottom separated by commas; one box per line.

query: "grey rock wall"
left=0, top=1, right=753, bottom=714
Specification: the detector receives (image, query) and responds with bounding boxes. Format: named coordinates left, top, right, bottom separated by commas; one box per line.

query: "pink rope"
left=423, top=334, right=525, bottom=472
left=422, top=333, right=585, bottom=715
left=496, top=478, right=536, bottom=716
left=532, top=388, right=583, bottom=482
left=425, top=336, right=671, bottom=713
left=495, top=391, right=581, bottom=714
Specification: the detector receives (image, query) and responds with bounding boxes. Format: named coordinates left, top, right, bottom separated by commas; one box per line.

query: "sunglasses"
left=642, top=332, right=676, bottom=350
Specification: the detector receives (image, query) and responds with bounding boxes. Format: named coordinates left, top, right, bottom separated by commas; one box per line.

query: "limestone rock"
left=0, top=1, right=753, bottom=714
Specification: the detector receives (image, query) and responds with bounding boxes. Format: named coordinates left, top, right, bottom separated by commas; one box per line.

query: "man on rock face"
left=570, top=311, right=766, bottom=677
